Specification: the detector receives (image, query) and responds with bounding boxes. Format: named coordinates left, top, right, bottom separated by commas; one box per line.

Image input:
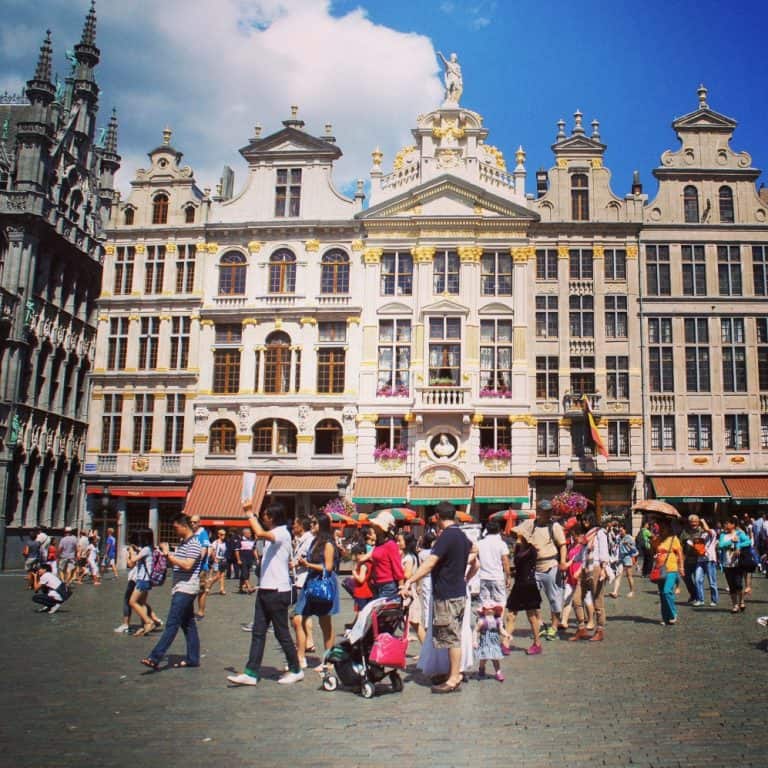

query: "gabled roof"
left=421, top=298, right=470, bottom=315
left=239, top=126, right=342, bottom=163
left=551, top=134, right=606, bottom=154
left=672, top=106, right=737, bottom=133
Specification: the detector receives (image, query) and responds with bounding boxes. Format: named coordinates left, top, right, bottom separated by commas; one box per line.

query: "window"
left=380, top=251, right=413, bottom=296
left=184, top=205, right=195, bottom=224
left=152, top=194, right=169, bottom=225
left=252, top=419, right=296, bottom=454
left=101, top=394, right=123, bottom=453
left=718, top=245, right=742, bottom=295
left=480, top=320, right=512, bottom=394
left=604, top=295, right=627, bottom=338
left=648, top=318, right=674, bottom=392
left=132, top=393, right=154, bottom=454
left=433, top=250, right=460, bottom=294
left=113, top=246, right=134, bottom=295
left=569, top=295, right=594, bottom=337
left=753, top=246, right=768, bottom=296
left=535, top=295, right=558, bottom=338
left=570, top=356, right=595, bottom=396
left=758, top=319, right=768, bottom=390
left=320, top=250, right=350, bottom=294
left=479, top=417, right=511, bottom=452
left=269, top=249, right=296, bottom=293
left=537, top=421, right=559, bottom=457
left=536, top=356, right=559, bottom=400
left=719, top=186, right=734, bottom=224
left=762, top=415, right=768, bottom=449
left=213, top=324, right=241, bottom=394
left=606, top=356, right=629, bottom=400
left=123, top=208, right=134, bottom=226
left=275, top=168, right=301, bottom=217
left=645, top=245, right=671, bottom=296
left=317, top=349, right=345, bottom=393
left=683, top=185, right=699, bottom=223
left=377, top=320, right=411, bottom=395
left=688, top=415, right=712, bottom=451
left=428, top=317, right=461, bottom=386
left=216, top=323, right=241, bottom=345
left=218, top=251, right=246, bottom=295
left=721, top=318, right=747, bottom=392
left=375, top=417, right=408, bottom=451
left=144, top=245, right=165, bottom=294
left=175, top=244, right=196, bottom=293
left=170, top=317, right=190, bottom=369
left=164, top=394, right=185, bottom=453
left=682, top=244, right=706, bottom=295
left=263, top=331, right=292, bottom=394
left=315, top=419, right=343, bottom=455
left=481, top=251, right=512, bottom=295
left=724, top=414, right=749, bottom=450
left=210, top=419, right=236, bottom=455
left=651, top=415, right=675, bottom=451
left=138, top=317, right=160, bottom=370
left=107, top=317, right=129, bottom=370
left=684, top=318, right=710, bottom=392
left=571, top=174, right=589, bottom=221
left=604, top=249, right=626, bottom=281
left=607, top=421, right=630, bottom=457
left=318, top=322, right=346, bottom=343
left=536, top=249, right=558, bottom=280
left=569, top=249, right=593, bottom=279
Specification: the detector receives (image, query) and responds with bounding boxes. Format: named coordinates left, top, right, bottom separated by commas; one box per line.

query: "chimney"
left=536, top=169, right=549, bottom=198
left=631, top=170, right=643, bottom=196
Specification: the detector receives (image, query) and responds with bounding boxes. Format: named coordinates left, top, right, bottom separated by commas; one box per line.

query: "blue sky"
left=1, top=0, right=766, bottom=200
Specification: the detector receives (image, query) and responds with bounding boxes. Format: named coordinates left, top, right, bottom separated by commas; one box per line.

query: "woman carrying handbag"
left=650, top=518, right=684, bottom=625
left=718, top=516, right=752, bottom=613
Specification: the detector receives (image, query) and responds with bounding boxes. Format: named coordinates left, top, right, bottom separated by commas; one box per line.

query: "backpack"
left=149, top=549, right=168, bottom=587
left=56, top=581, right=73, bottom=601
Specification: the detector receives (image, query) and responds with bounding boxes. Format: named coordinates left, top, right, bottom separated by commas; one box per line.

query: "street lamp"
left=336, top=476, right=349, bottom=499
left=100, top=485, right=111, bottom=544
left=565, top=467, right=574, bottom=492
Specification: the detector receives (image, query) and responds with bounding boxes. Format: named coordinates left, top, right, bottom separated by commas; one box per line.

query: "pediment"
left=478, top=301, right=514, bottom=315
left=378, top=302, right=413, bottom=315
left=673, top=108, right=737, bottom=132
left=421, top=298, right=469, bottom=315
left=239, top=127, right=341, bottom=162
left=552, top=135, right=606, bottom=153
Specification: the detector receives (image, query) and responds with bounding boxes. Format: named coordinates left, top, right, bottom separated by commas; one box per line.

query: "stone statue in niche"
left=238, top=405, right=250, bottom=431
left=431, top=432, right=457, bottom=460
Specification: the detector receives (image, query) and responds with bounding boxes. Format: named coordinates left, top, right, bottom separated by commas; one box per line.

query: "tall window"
left=683, top=185, right=699, bottom=223
left=213, top=324, right=241, bottom=394
left=719, top=185, right=734, bottom=223
left=571, top=173, right=589, bottom=220
left=184, top=205, right=195, bottom=224
left=123, top=208, right=134, bottom=226
left=263, top=331, right=292, bottom=394
left=318, top=322, right=346, bottom=343
left=377, top=319, right=411, bottom=395
left=175, top=244, right=196, bottom=293
left=428, top=317, right=461, bottom=386
left=718, top=245, right=742, bottom=295
left=753, top=246, right=768, bottom=296
left=535, top=295, right=558, bottom=338
left=113, top=246, right=135, bottom=294
left=144, top=245, right=165, bottom=294
left=317, top=349, right=346, bottom=394
left=688, top=414, right=712, bottom=451
left=433, top=250, right=460, bottom=294
left=536, top=248, right=558, bottom=280
left=569, top=249, right=593, bottom=279
left=682, top=244, right=706, bottom=295
left=762, top=415, right=768, bottom=450
left=170, top=317, right=190, bottom=369
left=252, top=419, right=297, bottom=454
left=152, top=193, right=169, bottom=225
left=320, top=250, right=350, bottom=294
left=132, top=394, right=154, bottom=454
left=380, top=251, right=413, bottom=296
left=218, top=251, right=246, bottom=295
left=684, top=318, right=710, bottom=392
left=315, top=419, right=343, bottom=455
left=724, top=414, right=749, bottom=450
left=757, top=319, right=768, bottom=390
left=646, top=245, right=671, bottom=295
left=606, top=356, right=629, bottom=400
left=536, top=356, right=559, bottom=400
left=209, top=419, right=236, bottom=455
left=604, top=295, right=627, bottom=338
left=164, top=394, right=185, bottom=453
left=722, top=318, right=747, bottom=392
left=569, top=295, right=594, bottom=337
left=479, top=417, right=511, bottom=452
left=481, top=251, right=512, bottom=295
left=607, top=421, right=630, bottom=457
left=274, top=168, right=301, bottom=217
left=651, top=415, right=675, bottom=451
left=107, top=317, right=129, bottom=370
left=375, top=417, right=408, bottom=450
left=101, top=394, right=123, bottom=453
left=138, top=317, right=160, bottom=370
left=604, top=249, right=626, bottom=281
left=648, top=318, right=674, bottom=392
left=480, top=319, right=512, bottom=393
left=570, top=356, right=595, bottom=396
left=269, top=249, right=296, bottom=293
left=537, top=421, right=559, bottom=457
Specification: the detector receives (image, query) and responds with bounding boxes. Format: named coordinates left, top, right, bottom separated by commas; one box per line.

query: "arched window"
left=123, top=207, right=134, bottom=225
left=252, top=419, right=297, bottom=454
left=263, top=331, right=292, bottom=393
left=719, top=185, right=734, bottom=223
left=269, top=249, right=296, bottom=293
left=571, top=174, right=589, bottom=221
left=218, top=251, right=246, bottom=295
left=315, top=419, right=343, bottom=455
left=152, top=193, right=169, bottom=224
left=209, top=419, right=236, bottom=455
left=184, top=205, right=195, bottom=224
left=683, top=185, right=699, bottom=223
left=320, top=249, right=350, bottom=294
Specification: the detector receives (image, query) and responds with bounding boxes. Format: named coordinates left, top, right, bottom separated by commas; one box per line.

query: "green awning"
left=351, top=476, right=409, bottom=506
left=352, top=496, right=407, bottom=505
left=475, top=496, right=529, bottom=504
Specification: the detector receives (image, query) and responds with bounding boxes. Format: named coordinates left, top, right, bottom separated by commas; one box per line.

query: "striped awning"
left=724, top=476, right=768, bottom=505
left=185, top=471, right=269, bottom=521
left=267, top=474, right=345, bottom=494
left=409, top=485, right=474, bottom=506
left=651, top=476, right=730, bottom=503
left=352, top=475, right=409, bottom=505
left=474, top=476, right=529, bottom=504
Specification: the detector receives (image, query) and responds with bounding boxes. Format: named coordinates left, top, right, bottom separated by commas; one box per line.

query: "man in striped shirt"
left=141, top=513, right=202, bottom=670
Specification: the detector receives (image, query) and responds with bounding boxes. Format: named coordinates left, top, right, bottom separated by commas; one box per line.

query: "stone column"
left=199, top=320, right=215, bottom=392
left=361, top=247, right=383, bottom=399
left=164, top=242, right=177, bottom=295
left=298, top=317, right=317, bottom=394
left=188, top=313, right=201, bottom=376
left=132, top=244, right=146, bottom=298
left=115, top=497, right=127, bottom=567
left=120, top=391, right=135, bottom=455
left=240, top=318, right=258, bottom=394
left=151, top=392, right=167, bottom=458
left=148, top=497, right=159, bottom=545
left=458, top=246, right=482, bottom=394
left=126, top=313, right=141, bottom=372
left=157, top=315, right=172, bottom=373
left=411, top=246, right=435, bottom=391
left=510, top=245, right=533, bottom=402
left=255, top=346, right=266, bottom=393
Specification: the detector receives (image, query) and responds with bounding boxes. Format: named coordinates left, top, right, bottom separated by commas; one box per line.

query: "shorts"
left=479, top=579, right=507, bottom=605
left=535, top=565, right=564, bottom=614
left=135, top=579, right=152, bottom=592
left=76, top=558, right=87, bottom=568
left=25, top=557, right=40, bottom=572
left=288, top=588, right=302, bottom=619
left=432, top=596, right=465, bottom=649
left=59, top=558, right=76, bottom=572
left=199, top=571, right=210, bottom=592
left=103, top=556, right=116, bottom=567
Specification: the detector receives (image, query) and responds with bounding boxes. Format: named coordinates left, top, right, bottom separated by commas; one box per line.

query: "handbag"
left=368, top=608, right=408, bottom=669
left=649, top=539, right=675, bottom=584
left=738, top=546, right=758, bottom=573
left=305, top=568, right=335, bottom=604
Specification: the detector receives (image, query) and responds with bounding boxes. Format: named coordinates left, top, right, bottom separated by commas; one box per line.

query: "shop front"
left=266, top=473, right=351, bottom=522
left=650, top=476, right=731, bottom=523
left=723, top=476, right=768, bottom=520
left=473, top=475, right=529, bottom=523
left=184, top=471, right=270, bottom=529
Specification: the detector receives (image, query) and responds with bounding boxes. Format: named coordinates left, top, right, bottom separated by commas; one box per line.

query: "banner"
left=582, top=394, right=608, bottom=458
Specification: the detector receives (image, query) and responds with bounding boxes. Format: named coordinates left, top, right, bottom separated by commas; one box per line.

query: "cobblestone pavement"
left=2, top=570, right=768, bottom=768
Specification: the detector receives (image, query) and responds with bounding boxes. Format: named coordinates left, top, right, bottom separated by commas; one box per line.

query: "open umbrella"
left=351, top=512, right=369, bottom=524
left=455, top=511, right=477, bottom=523
left=488, top=509, right=533, bottom=523
left=323, top=511, right=357, bottom=526
left=632, top=499, right=681, bottom=519
left=369, top=507, right=418, bottom=523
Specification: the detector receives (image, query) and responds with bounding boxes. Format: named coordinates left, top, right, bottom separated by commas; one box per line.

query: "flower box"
left=376, top=385, right=410, bottom=398
left=373, top=445, right=408, bottom=461
left=479, top=387, right=512, bottom=399
left=479, top=447, right=511, bottom=461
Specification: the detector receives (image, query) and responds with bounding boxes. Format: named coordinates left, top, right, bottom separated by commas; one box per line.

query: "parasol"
left=323, top=511, right=357, bottom=526
left=369, top=507, right=418, bottom=523
left=632, top=499, right=681, bottom=519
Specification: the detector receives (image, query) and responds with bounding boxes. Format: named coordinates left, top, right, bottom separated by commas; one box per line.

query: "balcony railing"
left=97, top=454, right=117, bottom=473
left=258, top=295, right=303, bottom=305
left=161, top=455, right=181, bottom=473
left=416, top=385, right=470, bottom=408
left=649, top=394, right=675, bottom=414
left=315, top=295, right=351, bottom=305
left=212, top=296, right=248, bottom=307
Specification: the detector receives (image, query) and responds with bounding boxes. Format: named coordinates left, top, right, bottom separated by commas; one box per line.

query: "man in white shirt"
left=32, top=564, right=66, bottom=614
left=477, top=519, right=511, bottom=604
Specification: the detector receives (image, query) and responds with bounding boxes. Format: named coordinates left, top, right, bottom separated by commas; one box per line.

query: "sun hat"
left=371, top=511, right=395, bottom=533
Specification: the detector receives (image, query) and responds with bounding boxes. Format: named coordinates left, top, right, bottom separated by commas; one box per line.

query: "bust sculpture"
left=437, top=51, right=463, bottom=105
left=433, top=432, right=457, bottom=459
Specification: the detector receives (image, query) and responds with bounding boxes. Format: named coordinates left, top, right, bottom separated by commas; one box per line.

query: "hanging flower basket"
left=479, top=387, right=512, bottom=399
left=478, top=447, right=511, bottom=461
left=376, top=385, right=410, bottom=398
left=373, top=445, right=408, bottom=461
left=550, top=491, right=589, bottom=517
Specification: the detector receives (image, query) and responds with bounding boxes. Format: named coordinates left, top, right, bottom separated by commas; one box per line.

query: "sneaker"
left=709, top=602, right=718, bottom=607
left=526, top=643, right=542, bottom=655
left=692, top=600, right=704, bottom=607
left=626, top=592, right=634, bottom=598
left=277, top=670, right=304, bottom=685
left=227, top=672, right=259, bottom=686
left=241, top=623, right=253, bottom=632
left=48, top=603, right=61, bottom=614
left=113, top=624, right=130, bottom=634
left=544, top=626, right=557, bottom=641
left=494, top=670, right=505, bottom=682
left=36, top=606, right=50, bottom=613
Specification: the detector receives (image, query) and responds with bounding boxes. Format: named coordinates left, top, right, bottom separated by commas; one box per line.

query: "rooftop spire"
left=572, top=109, right=584, bottom=135
left=283, top=105, right=305, bottom=130
left=697, top=83, right=709, bottom=110
left=81, top=0, right=97, bottom=47
left=34, top=30, right=53, bottom=83
left=104, top=108, right=118, bottom=154
left=162, top=126, right=172, bottom=145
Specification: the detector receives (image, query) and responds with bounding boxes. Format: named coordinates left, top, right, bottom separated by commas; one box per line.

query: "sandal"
left=140, top=657, right=159, bottom=670
left=306, top=645, right=317, bottom=653
left=134, top=623, right=155, bottom=637
left=172, top=660, right=199, bottom=668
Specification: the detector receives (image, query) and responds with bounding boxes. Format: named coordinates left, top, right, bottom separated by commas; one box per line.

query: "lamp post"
left=100, top=485, right=111, bottom=549
left=336, top=476, right=349, bottom=499
left=565, top=467, right=574, bottom=492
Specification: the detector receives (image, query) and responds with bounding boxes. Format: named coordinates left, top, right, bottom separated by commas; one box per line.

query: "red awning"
left=267, top=474, right=345, bottom=494
left=184, top=472, right=269, bottom=520
left=86, top=485, right=188, bottom=498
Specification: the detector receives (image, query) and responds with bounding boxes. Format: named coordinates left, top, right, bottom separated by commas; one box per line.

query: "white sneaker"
left=240, top=623, right=253, bottom=632
left=114, top=624, right=130, bottom=633
left=48, top=603, right=61, bottom=614
left=277, top=670, right=304, bottom=685
left=227, top=672, right=259, bottom=686
left=710, top=602, right=718, bottom=607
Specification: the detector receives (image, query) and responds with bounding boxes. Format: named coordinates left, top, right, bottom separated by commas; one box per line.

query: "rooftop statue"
left=437, top=51, right=462, bottom=105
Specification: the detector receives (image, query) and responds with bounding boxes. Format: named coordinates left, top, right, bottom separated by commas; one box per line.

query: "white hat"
left=372, top=511, right=395, bottom=533
left=64, top=526, right=73, bottom=532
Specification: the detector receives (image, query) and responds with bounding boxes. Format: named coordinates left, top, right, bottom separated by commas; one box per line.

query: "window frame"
left=481, top=250, right=513, bottom=296
left=645, top=245, right=671, bottom=296
left=433, top=250, right=460, bottom=294
left=268, top=249, right=297, bottom=294
left=209, top=419, right=236, bottom=455
left=724, top=414, right=750, bottom=451
left=535, top=295, right=558, bottom=339
left=571, top=173, right=589, bottom=221
left=536, top=355, right=559, bottom=400
left=380, top=251, right=413, bottom=296
left=218, top=251, right=247, bottom=296
left=536, top=420, right=559, bottom=457
left=718, top=185, right=734, bottom=224
left=152, top=193, right=169, bottom=225
left=683, top=185, right=699, bottom=223
left=479, top=319, right=513, bottom=394
left=681, top=244, right=707, bottom=296
left=687, top=414, right=712, bottom=451
left=314, top=419, right=343, bottom=456
left=320, top=249, right=350, bottom=294
left=377, top=319, right=411, bottom=395
left=718, top=245, right=742, bottom=296
left=536, top=248, right=558, bottom=280
left=650, top=414, right=676, bottom=451
left=275, top=168, right=302, bottom=218
left=603, top=249, right=626, bottom=281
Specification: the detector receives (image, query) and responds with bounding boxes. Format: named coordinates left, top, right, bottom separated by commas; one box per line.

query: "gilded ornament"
left=511, top=246, right=528, bottom=263
left=592, top=245, right=605, bottom=259
left=165, top=242, right=177, bottom=253
left=247, top=241, right=262, bottom=254
left=591, top=158, right=603, bottom=169
left=457, top=246, right=482, bottom=263
left=558, top=246, right=570, bottom=259
left=134, top=243, right=146, bottom=254
left=556, top=158, right=568, bottom=169
left=350, top=240, right=364, bottom=252
left=356, top=413, right=378, bottom=424
left=393, top=145, right=416, bottom=170
left=346, top=316, right=361, bottom=325
left=241, top=317, right=259, bottom=327
left=104, top=245, right=115, bottom=255
left=626, top=246, right=638, bottom=259
left=432, top=119, right=465, bottom=141
left=411, top=245, right=436, bottom=263
left=371, top=147, right=383, bottom=167
left=471, top=413, right=484, bottom=425
left=205, top=243, right=219, bottom=254
left=628, top=417, right=643, bottom=427
left=305, top=239, right=320, bottom=252
left=363, top=247, right=383, bottom=264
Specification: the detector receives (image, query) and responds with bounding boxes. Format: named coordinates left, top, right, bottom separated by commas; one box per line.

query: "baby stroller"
left=322, top=597, right=409, bottom=699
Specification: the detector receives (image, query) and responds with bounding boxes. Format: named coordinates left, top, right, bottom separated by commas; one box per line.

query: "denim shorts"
left=135, top=579, right=152, bottom=592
